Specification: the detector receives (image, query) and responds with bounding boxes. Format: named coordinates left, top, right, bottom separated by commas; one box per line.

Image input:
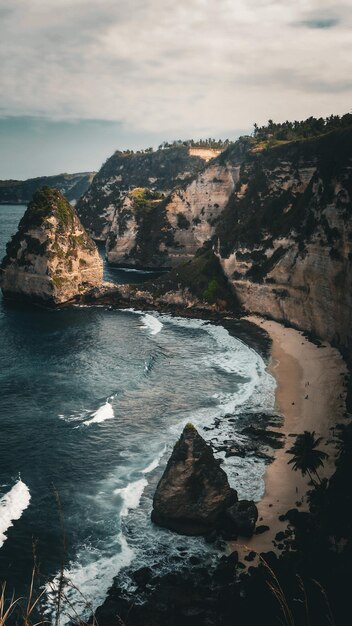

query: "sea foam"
left=141, top=446, right=167, bottom=474
left=114, top=478, right=148, bottom=517
left=0, top=478, right=31, bottom=548
left=46, top=533, right=134, bottom=626
left=140, top=313, right=163, bottom=336
left=82, top=401, right=114, bottom=426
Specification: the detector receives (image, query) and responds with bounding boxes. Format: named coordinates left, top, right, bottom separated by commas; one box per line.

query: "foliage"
left=286, top=431, right=329, bottom=486
left=158, top=138, right=231, bottom=150
left=252, top=113, right=352, bottom=147
left=202, top=278, right=220, bottom=303
left=130, top=187, right=163, bottom=215
left=20, top=187, right=75, bottom=231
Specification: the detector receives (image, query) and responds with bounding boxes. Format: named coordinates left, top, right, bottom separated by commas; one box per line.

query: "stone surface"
left=225, top=500, right=258, bottom=537
left=105, top=161, right=236, bottom=268
left=216, top=129, right=352, bottom=353
left=0, top=187, right=103, bottom=304
left=77, top=146, right=213, bottom=241
left=152, top=424, right=236, bottom=535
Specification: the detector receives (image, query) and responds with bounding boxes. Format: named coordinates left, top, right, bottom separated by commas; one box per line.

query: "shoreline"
left=236, top=315, right=348, bottom=554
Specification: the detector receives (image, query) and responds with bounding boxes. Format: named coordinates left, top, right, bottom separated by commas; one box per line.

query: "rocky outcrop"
left=151, top=424, right=237, bottom=535
left=103, top=128, right=352, bottom=354
left=76, top=146, right=214, bottom=240
left=215, top=129, right=352, bottom=352
left=105, top=161, right=237, bottom=269
left=225, top=500, right=258, bottom=537
left=0, top=172, right=95, bottom=205
left=0, top=187, right=103, bottom=304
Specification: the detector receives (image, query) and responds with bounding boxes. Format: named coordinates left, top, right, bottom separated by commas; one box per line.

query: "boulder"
left=225, top=500, right=258, bottom=537
left=152, top=424, right=237, bottom=535
left=0, top=187, right=103, bottom=304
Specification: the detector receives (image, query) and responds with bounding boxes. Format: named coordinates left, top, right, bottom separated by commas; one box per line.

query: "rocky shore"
left=89, top=311, right=349, bottom=626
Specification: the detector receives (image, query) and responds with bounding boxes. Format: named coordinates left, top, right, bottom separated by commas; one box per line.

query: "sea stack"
left=0, top=187, right=103, bottom=304
left=151, top=423, right=237, bottom=535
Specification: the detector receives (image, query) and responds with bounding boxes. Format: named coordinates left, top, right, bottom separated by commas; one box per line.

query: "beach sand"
left=235, top=316, right=348, bottom=556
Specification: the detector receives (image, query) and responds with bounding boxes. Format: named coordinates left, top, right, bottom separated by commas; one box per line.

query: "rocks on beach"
left=151, top=424, right=259, bottom=538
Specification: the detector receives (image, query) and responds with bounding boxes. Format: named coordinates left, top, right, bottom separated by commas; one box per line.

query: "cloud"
left=0, top=0, right=351, bottom=136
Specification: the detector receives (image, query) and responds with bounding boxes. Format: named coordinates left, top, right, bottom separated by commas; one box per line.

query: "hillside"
left=76, top=146, right=219, bottom=240
left=100, top=122, right=352, bottom=356
left=0, top=172, right=95, bottom=205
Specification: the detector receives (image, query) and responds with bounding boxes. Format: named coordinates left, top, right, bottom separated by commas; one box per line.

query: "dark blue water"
left=0, top=205, right=275, bottom=621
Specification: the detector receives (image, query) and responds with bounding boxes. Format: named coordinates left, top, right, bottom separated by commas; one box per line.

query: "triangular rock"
left=0, top=187, right=103, bottom=304
left=151, top=423, right=237, bottom=535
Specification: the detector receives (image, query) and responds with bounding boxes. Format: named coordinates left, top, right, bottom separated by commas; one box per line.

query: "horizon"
left=1, top=0, right=351, bottom=178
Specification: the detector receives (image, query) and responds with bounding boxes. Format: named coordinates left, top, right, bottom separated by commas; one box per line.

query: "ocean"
left=0, top=204, right=276, bottom=622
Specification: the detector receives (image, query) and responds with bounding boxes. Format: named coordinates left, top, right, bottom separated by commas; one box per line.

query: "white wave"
left=140, top=313, right=163, bottom=336
left=0, top=479, right=31, bottom=548
left=141, top=446, right=167, bottom=474
left=114, top=478, right=148, bottom=517
left=82, top=401, right=114, bottom=426
left=46, top=533, right=134, bottom=625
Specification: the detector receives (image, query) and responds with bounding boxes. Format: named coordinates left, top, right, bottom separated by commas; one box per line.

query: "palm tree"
left=286, top=431, right=329, bottom=487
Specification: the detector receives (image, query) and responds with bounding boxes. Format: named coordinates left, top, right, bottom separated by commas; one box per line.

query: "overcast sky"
left=1, top=0, right=351, bottom=178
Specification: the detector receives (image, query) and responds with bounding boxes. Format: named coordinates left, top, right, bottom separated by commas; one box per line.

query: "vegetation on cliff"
left=252, top=112, right=352, bottom=148
left=143, top=244, right=239, bottom=310
left=216, top=126, right=352, bottom=257
left=76, top=145, right=209, bottom=240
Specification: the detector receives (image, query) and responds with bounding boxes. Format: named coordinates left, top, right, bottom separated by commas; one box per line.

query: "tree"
left=286, top=431, right=329, bottom=487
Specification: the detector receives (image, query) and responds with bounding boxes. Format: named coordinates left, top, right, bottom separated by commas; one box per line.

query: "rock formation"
left=151, top=423, right=237, bottom=535
left=0, top=187, right=103, bottom=304
left=215, top=128, right=352, bottom=352
left=225, top=500, right=258, bottom=537
left=97, top=127, right=352, bottom=353
left=106, top=161, right=236, bottom=269
left=76, top=146, right=214, bottom=241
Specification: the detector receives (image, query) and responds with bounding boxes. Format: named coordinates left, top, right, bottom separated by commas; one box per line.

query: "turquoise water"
left=0, top=205, right=275, bottom=621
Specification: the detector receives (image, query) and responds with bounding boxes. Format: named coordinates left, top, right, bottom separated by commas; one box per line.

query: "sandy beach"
left=236, top=316, right=348, bottom=555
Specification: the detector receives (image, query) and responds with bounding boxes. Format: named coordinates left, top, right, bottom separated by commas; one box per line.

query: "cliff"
left=76, top=146, right=217, bottom=241
left=101, top=127, right=352, bottom=354
left=0, top=187, right=103, bottom=304
left=215, top=128, right=352, bottom=352
left=105, top=159, right=237, bottom=268
left=0, top=172, right=95, bottom=205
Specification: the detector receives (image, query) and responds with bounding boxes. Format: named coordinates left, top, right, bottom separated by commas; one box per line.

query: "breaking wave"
left=0, top=478, right=31, bottom=548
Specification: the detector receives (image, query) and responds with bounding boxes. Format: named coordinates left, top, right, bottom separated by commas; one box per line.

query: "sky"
left=0, top=0, right=351, bottom=179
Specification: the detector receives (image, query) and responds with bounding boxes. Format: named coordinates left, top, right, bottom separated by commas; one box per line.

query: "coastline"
left=237, top=315, right=348, bottom=554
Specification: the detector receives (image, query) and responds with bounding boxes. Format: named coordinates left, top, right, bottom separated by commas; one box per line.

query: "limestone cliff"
left=106, top=159, right=237, bottom=268
left=0, top=187, right=103, bottom=304
left=106, top=128, right=352, bottom=353
left=76, top=146, right=214, bottom=241
left=215, top=128, right=352, bottom=351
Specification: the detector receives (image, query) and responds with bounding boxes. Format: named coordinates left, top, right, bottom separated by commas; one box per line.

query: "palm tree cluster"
left=286, top=431, right=329, bottom=487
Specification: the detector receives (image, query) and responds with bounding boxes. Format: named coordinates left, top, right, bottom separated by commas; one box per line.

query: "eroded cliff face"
left=0, top=187, right=103, bottom=304
left=76, top=146, right=214, bottom=241
left=106, top=162, right=237, bottom=268
left=216, top=129, right=352, bottom=350
left=105, top=129, right=352, bottom=352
